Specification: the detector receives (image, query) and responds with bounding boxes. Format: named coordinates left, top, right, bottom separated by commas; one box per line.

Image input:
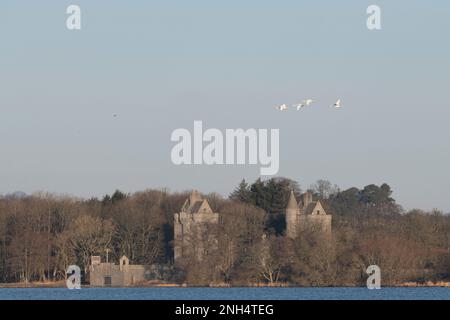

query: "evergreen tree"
left=249, top=178, right=267, bottom=209
left=229, top=179, right=252, bottom=203
left=111, top=190, right=127, bottom=203
left=240, top=177, right=301, bottom=235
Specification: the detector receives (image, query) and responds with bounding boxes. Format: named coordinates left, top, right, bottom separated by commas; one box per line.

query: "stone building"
left=174, top=190, right=219, bottom=262
left=89, top=255, right=146, bottom=287
left=89, top=255, right=174, bottom=287
left=285, top=191, right=332, bottom=238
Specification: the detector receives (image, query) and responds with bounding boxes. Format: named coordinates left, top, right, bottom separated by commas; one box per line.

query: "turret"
left=286, top=191, right=300, bottom=238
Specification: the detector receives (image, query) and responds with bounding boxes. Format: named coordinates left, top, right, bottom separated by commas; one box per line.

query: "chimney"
left=302, top=192, right=313, bottom=208
left=190, top=189, right=202, bottom=204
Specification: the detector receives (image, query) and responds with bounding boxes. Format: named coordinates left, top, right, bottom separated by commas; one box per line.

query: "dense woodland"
left=0, top=178, right=449, bottom=286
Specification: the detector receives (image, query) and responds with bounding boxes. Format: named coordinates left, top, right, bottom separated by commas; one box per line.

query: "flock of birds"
left=275, top=99, right=342, bottom=111
left=110, top=99, right=342, bottom=118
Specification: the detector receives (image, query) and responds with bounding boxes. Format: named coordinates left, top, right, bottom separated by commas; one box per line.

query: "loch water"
left=0, top=287, right=449, bottom=300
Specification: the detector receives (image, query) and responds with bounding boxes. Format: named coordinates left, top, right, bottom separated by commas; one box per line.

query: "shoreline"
left=1, top=281, right=450, bottom=289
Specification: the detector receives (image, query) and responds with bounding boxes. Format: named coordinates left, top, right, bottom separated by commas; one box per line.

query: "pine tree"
left=249, top=178, right=267, bottom=209
left=229, top=179, right=252, bottom=203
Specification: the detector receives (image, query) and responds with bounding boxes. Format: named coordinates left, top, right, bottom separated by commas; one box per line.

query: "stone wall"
left=89, top=260, right=173, bottom=287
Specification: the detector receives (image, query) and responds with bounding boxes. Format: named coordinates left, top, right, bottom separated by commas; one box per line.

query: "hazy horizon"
left=1, top=1, right=449, bottom=212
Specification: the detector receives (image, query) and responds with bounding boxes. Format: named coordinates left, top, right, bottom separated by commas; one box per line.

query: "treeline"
left=0, top=190, right=180, bottom=283
left=0, top=178, right=449, bottom=286
left=224, top=178, right=450, bottom=286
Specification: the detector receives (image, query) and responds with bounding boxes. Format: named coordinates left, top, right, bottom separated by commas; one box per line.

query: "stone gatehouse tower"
left=285, top=191, right=332, bottom=238
left=174, top=190, right=219, bottom=262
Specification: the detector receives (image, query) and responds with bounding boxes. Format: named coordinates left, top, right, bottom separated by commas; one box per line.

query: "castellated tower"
left=174, top=190, right=219, bottom=263
left=285, top=191, right=332, bottom=238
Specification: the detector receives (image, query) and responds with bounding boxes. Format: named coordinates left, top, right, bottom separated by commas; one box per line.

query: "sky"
left=0, top=1, right=449, bottom=211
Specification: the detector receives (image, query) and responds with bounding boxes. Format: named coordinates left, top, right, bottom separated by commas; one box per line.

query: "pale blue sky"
left=1, top=1, right=449, bottom=211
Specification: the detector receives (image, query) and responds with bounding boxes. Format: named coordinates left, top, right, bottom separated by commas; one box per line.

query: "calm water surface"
left=0, top=287, right=449, bottom=300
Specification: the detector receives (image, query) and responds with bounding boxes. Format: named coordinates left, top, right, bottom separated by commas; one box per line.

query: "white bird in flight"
left=293, top=99, right=314, bottom=110
left=294, top=103, right=305, bottom=110
left=332, top=99, right=342, bottom=108
left=275, top=104, right=288, bottom=111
